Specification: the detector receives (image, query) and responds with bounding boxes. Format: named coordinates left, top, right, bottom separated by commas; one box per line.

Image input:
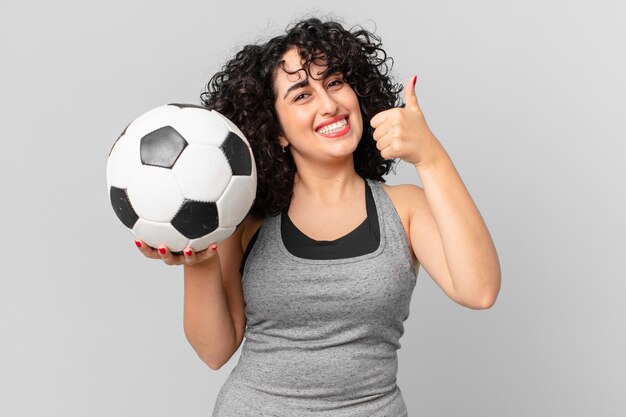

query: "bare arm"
left=136, top=218, right=248, bottom=370
left=183, top=254, right=238, bottom=370
left=182, top=221, right=247, bottom=370
left=413, top=140, right=501, bottom=309
left=371, top=75, right=500, bottom=309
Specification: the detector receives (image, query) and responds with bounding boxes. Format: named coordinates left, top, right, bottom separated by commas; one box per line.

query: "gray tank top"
left=212, top=178, right=418, bottom=417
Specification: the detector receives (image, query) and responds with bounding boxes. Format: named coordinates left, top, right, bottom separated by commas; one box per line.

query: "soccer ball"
left=106, top=103, right=257, bottom=253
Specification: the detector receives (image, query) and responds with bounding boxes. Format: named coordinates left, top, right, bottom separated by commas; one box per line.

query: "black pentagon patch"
left=220, top=131, right=252, bottom=176
left=110, top=186, right=139, bottom=229
left=140, top=126, right=188, bottom=168
left=167, top=103, right=208, bottom=110
left=171, top=200, right=219, bottom=239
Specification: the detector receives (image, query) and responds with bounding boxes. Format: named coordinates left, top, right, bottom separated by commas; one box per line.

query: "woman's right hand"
left=134, top=240, right=218, bottom=266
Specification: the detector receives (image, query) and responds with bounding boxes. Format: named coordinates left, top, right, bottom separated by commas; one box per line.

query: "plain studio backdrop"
left=1, top=0, right=624, bottom=416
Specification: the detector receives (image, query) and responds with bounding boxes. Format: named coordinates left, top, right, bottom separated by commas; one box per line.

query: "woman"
left=136, top=17, right=500, bottom=417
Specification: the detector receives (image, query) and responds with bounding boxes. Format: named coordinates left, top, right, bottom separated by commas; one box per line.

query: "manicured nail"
left=210, top=244, right=217, bottom=252
left=184, top=248, right=193, bottom=256
left=135, top=240, right=142, bottom=248
left=412, top=75, right=417, bottom=87
left=158, top=247, right=166, bottom=255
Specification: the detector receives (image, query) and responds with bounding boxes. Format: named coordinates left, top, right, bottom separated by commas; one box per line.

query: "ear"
left=278, top=134, right=289, bottom=148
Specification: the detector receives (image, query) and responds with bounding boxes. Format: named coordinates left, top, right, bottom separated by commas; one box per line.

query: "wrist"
left=414, top=136, right=447, bottom=171
left=183, top=252, right=220, bottom=272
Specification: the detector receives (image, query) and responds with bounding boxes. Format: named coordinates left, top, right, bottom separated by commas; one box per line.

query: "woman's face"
left=273, top=48, right=363, bottom=164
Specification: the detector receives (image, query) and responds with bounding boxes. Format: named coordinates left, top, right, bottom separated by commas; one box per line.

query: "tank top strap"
left=364, top=178, right=413, bottom=263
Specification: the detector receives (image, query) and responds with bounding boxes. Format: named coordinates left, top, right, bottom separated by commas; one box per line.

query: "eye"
left=293, top=92, right=309, bottom=102
left=327, top=79, right=343, bottom=88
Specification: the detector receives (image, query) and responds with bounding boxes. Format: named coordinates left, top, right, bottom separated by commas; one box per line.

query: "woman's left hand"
left=370, top=75, right=441, bottom=166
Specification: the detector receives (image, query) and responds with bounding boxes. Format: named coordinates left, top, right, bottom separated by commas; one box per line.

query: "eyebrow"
left=283, top=79, right=309, bottom=99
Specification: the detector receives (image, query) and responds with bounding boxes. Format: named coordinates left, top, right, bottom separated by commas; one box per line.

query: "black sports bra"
left=239, top=180, right=380, bottom=275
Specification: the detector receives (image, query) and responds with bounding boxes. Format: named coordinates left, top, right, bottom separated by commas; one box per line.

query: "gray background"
left=1, top=0, right=624, bottom=416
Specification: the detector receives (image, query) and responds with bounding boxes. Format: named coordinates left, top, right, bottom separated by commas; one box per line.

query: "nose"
left=317, top=89, right=339, bottom=116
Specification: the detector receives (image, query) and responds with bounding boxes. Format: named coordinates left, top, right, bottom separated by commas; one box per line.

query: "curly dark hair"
left=201, top=17, right=403, bottom=217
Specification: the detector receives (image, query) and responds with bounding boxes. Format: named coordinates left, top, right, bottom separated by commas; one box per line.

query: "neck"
left=292, top=158, right=363, bottom=205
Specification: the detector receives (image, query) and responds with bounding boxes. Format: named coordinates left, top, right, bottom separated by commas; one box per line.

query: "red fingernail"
left=135, top=240, right=142, bottom=248
left=412, top=75, right=417, bottom=87
left=210, top=244, right=217, bottom=252
left=158, top=247, right=166, bottom=255
left=184, top=248, right=192, bottom=256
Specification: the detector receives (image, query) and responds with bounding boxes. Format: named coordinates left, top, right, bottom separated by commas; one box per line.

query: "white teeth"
left=317, top=118, right=348, bottom=135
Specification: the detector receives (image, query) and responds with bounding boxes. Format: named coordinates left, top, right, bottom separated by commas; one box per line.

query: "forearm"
left=415, top=137, right=501, bottom=307
left=183, top=255, right=236, bottom=370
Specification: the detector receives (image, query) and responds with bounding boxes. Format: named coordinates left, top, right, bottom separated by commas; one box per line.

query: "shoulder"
left=380, top=182, right=424, bottom=219
left=379, top=181, right=423, bottom=197
left=218, top=214, right=263, bottom=276
left=240, top=214, right=264, bottom=253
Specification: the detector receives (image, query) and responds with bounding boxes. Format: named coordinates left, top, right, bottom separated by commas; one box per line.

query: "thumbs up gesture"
left=370, top=75, right=440, bottom=166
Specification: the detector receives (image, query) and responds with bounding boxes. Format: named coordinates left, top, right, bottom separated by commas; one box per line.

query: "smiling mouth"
left=316, top=117, right=349, bottom=135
